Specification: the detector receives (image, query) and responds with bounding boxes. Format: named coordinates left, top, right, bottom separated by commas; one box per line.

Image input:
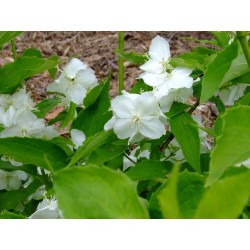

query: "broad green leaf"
left=0, top=31, right=23, bottom=47
left=71, top=75, right=112, bottom=136
left=126, top=160, right=172, bottom=181
left=54, top=166, right=149, bottom=218
left=157, top=165, right=180, bottom=218
left=34, top=97, right=60, bottom=118
left=60, top=101, right=76, bottom=128
left=195, top=170, right=250, bottom=218
left=114, top=49, right=147, bottom=64
left=176, top=170, right=205, bottom=218
left=0, top=137, right=68, bottom=172
left=0, top=56, right=59, bottom=94
left=169, top=112, right=201, bottom=172
left=236, top=92, right=250, bottom=106
left=87, top=143, right=127, bottom=166
left=130, top=79, right=153, bottom=94
left=0, top=211, right=26, bottom=219
left=166, top=102, right=190, bottom=118
left=200, top=42, right=249, bottom=103
left=51, top=136, right=74, bottom=157
left=21, top=48, right=43, bottom=58
left=231, top=71, right=250, bottom=85
left=0, top=178, right=43, bottom=210
left=67, top=130, right=114, bottom=167
left=206, top=106, right=250, bottom=187
left=211, top=31, right=230, bottom=48
left=48, top=111, right=66, bottom=125
left=83, top=84, right=102, bottom=108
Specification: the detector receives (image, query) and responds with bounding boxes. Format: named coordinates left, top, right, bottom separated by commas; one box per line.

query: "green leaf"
left=0, top=56, right=59, bottom=94
left=87, top=143, right=127, bottom=166
left=209, top=96, right=225, bottom=113
left=114, top=49, right=147, bottom=64
left=0, top=31, right=23, bottom=47
left=83, top=84, right=102, bottom=108
left=195, top=170, right=250, bottom=218
left=206, top=105, right=250, bottom=187
left=34, top=97, right=60, bottom=118
left=0, top=178, right=43, bottom=210
left=231, top=71, right=250, bottom=85
left=71, top=75, right=112, bottom=136
left=176, top=170, right=205, bottom=218
left=130, top=79, right=153, bottom=94
left=21, top=48, right=43, bottom=58
left=166, top=102, right=190, bottom=118
left=211, top=31, right=230, bottom=48
left=67, top=130, right=114, bottom=167
left=54, top=166, right=149, bottom=218
left=51, top=136, right=74, bottom=157
left=169, top=112, right=201, bottom=172
left=126, top=160, right=172, bottom=181
left=0, top=211, right=26, bottom=219
left=157, top=165, right=180, bottom=218
left=201, top=42, right=249, bottom=103
left=60, top=101, right=76, bottom=128
left=236, top=91, right=250, bottom=106
left=0, top=137, right=68, bottom=172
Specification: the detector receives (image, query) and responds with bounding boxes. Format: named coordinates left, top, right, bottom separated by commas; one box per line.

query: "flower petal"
left=113, top=118, right=137, bottom=139
left=140, top=59, right=164, bottom=74
left=111, top=94, right=136, bottom=118
left=139, top=118, right=166, bottom=139
left=104, top=116, right=117, bottom=131
left=140, top=72, right=168, bottom=86
left=75, top=68, right=98, bottom=91
left=64, top=58, right=87, bottom=78
left=71, top=129, right=86, bottom=149
left=149, top=35, right=171, bottom=62
left=167, top=67, right=193, bottom=89
left=66, top=84, right=87, bottom=105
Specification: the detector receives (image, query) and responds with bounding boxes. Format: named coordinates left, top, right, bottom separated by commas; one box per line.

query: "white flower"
left=156, top=87, right=193, bottom=112
left=0, top=110, right=45, bottom=138
left=140, top=35, right=171, bottom=74
left=0, top=169, right=28, bottom=191
left=29, top=198, right=63, bottom=219
left=1, top=155, right=23, bottom=166
left=218, top=84, right=247, bottom=106
left=236, top=158, right=250, bottom=168
left=71, top=129, right=86, bottom=149
left=104, top=91, right=167, bottom=143
left=47, top=58, right=98, bottom=105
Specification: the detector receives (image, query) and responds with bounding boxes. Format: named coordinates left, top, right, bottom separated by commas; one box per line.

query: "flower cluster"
left=105, top=35, right=194, bottom=143
left=140, top=35, right=194, bottom=112
left=0, top=88, right=57, bottom=139
left=47, top=58, right=98, bottom=106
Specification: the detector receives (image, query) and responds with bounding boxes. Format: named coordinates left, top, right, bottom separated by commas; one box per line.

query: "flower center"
left=133, top=115, right=140, bottom=123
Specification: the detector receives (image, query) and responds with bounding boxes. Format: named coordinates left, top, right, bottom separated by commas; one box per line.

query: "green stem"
left=11, top=39, right=17, bottom=61
left=118, top=31, right=124, bottom=94
left=237, top=31, right=250, bottom=70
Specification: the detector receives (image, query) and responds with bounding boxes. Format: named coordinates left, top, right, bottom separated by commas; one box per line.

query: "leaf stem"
left=118, top=31, right=125, bottom=94
left=236, top=31, right=250, bottom=70
left=11, top=39, right=17, bottom=61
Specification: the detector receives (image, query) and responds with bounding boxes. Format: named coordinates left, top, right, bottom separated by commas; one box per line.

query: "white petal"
left=123, top=155, right=137, bottom=171
left=43, top=126, right=59, bottom=139
left=111, top=95, right=136, bottom=118
left=140, top=59, right=164, bottom=74
left=64, top=58, right=87, bottom=78
left=149, top=35, right=171, bottom=62
left=167, top=67, right=193, bottom=89
left=3, top=106, right=16, bottom=127
left=0, top=126, right=23, bottom=138
left=218, top=84, right=247, bottom=106
left=7, top=175, right=22, bottom=191
left=29, top=209, right=60, bottom=219
left=134, top=92, right=164, bottom=117
left=140, top=72, right=168, bottom=86
left=13, top=170, right=28, bottom=181
left=139, top=118, right=166, bottom=139
left=75, top=68, right=98, bottom=91
left=71, top=129, right=86, bottom=149
left=113, top=118, right=137, bottom=139
left=66, top=84, right=87, bottom=105
left=129, top=132, right=144, bottom=144
left=47, top=76, right=71, bottom=96
left=104, top=116, right=117, bottom=131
